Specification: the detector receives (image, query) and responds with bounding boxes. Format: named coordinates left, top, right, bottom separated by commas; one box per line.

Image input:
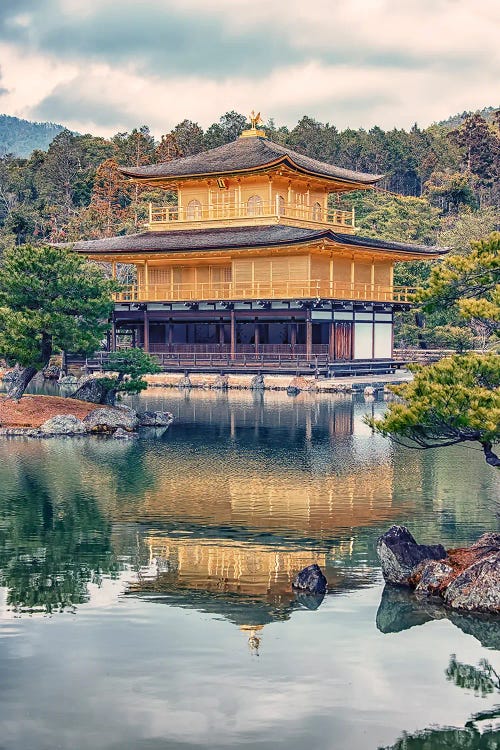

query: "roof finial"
left=240, top=110, right=266, bottom=138
left=250, top=110, right=263, bottom=129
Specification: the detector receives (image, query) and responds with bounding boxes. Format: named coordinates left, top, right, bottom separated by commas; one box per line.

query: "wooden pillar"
left=350, top=256, right=355, bottom=296
left=143, top=309, right=150, bottom=353
left=144, top=260, right=149, bottom=300
left=306, top=308, right=312, bottom=360
left=132, top=327, right=137, bottom=348
left=254, top=321, right=260, bottom=353
left=230, top=309, right=236, bottom=359
left=371, top=257, right=375, bottom=300
left=236, top=179, right=242, bottom=217
left=290, top=320, right=297, bottom=353
left=328, top=320, right=335, bottom=361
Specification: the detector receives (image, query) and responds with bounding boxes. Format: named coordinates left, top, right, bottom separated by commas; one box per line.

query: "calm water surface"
left=0, top=388, right=499, bottom=749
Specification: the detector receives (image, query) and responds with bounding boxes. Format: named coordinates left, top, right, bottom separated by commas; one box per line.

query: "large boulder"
left=250, top=373, right=265, bottom=390
left=376, top=525, right=446, bottom=586
left=58, top=375, right=79, bottom=386
left=72, top=377, right=110, bottom=404
left=444, top=552, right=500, bottom=614
left=287, top=376, right=316, bottom=395
left=1, top=369, right=18, bottom=383
left=292, top=564, right=327, bottom=595
left=83, top=406, right=138, bottom=433
left=39, top=414, right=87, bottom=435
left=414, top=560, right=454, bottom=597
left=212, top=374, right=228, bottom=390
left=137, top=410, right=174, bottom=427
left=43, top=365, right=61, bottom=380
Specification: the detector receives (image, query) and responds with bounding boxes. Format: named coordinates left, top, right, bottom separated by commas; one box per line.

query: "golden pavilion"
left=72, top=113, right=446, bottom=374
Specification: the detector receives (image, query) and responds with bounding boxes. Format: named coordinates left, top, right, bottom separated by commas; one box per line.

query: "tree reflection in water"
left=0, top=464, right=119, bottom=613
left=378, top=586, right=500, bottom=749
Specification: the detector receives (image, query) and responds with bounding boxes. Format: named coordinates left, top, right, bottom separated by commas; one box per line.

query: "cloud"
left=0, top=0, right=498, bottom=134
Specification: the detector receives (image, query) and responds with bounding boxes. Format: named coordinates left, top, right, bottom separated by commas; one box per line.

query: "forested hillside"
left=0, top=115, right=64, bottom=158
left=0, top=107, right=498, bottom=348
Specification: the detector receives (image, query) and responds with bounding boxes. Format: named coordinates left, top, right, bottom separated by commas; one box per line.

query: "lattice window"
left=186, top=199, right=202, bottom=220
left=247, top=194, right=263, bottom=216
left=312, top=201, right=322, bottom=221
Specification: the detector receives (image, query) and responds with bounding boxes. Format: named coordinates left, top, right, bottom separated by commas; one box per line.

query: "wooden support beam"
left=254, top=321, right=260, bottom=353
left=291, top=321, right=297, bottom=353
left=328, top=321, right=335, bottom=361
left=306, top=308, right=312, bottom=360
left=143, top=309, right=150, bottom=353
left=230, top=309, right=236, bottom=360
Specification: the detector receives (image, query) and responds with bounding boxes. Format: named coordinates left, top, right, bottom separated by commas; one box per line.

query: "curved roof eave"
left=120, top=155, right=383, bottom=186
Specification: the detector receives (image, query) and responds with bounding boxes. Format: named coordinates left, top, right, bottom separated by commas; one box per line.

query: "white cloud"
left=0, top=0, right=498, bottom=134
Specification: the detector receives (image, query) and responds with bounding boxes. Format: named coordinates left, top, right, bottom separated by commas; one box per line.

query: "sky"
left=0, top=0, right=498, bottom=137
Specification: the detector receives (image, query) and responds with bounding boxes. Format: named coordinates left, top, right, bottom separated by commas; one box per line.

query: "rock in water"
left=39, top=414, right=87, bottom=435
left=250, top=373, right=265, bottom=390
left=212, top=374, right=228, bottom=390
left=377, top=525, right=446, bottom=586
left=292, top=564, right=327, bottom=595
left=414, top=560, right=454, bottom=597
left=72, top=378, right=110, bottom=404
left=444, top=552, right=500, bottom=614
left=83, top=406, right=138, bottom=433
left=137, top=410, right=174, bottom=427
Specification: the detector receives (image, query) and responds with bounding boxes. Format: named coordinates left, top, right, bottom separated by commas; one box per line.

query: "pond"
left=0, top=388, right=499, bottom=749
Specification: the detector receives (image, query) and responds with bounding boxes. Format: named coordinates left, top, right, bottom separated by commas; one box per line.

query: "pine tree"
left=0, top=244, right=118, bottom=399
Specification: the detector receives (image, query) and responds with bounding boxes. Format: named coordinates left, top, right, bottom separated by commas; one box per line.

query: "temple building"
left=72, top=114, right=446, bottom=374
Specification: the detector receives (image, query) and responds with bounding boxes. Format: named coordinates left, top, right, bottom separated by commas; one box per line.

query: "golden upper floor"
left=121, top=127, right=381, bottom=234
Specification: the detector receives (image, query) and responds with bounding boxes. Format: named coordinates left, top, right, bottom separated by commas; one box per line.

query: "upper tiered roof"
left=120, top=132, right=383, bottom=188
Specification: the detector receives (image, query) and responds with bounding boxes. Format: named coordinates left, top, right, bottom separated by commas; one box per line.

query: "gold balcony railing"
left=114, top=280, right=415, bottom=304
left=148, top=201, right=355, bottom=230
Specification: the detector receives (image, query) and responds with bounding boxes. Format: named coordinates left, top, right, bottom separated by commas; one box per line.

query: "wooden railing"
left=114, top=280, right=415, bottom=304
left=148, top=200, right=355, bottom=229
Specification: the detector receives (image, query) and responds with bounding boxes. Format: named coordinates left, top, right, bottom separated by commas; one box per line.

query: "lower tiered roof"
left=71, top=225, right=447, bottom=258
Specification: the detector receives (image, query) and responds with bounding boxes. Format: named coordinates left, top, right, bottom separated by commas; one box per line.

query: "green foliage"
left=367, top=353, right=500, bottom=463
left=427, top=325, right=475, bottom=351
left=418, top=232, right=500, bottom=336
left=101, top=348, right=161, bottom=398
left=439, top=207, right=499, bottom=254
left=0, top=244, right=117, bottom=370
left=424, top=171, right=477, bottom=212
left=204, top=111, right=249, bottom=149
left=0, top=107, right=498, bottom=245
left=342, top=190, right=440, bottom=246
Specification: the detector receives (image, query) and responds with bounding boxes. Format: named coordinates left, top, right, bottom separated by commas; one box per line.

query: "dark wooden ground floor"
left=110, top=301, right=395, bottom=364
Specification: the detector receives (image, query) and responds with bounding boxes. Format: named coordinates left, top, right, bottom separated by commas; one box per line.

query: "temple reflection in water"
left=1, top=389, right=495, bottom=648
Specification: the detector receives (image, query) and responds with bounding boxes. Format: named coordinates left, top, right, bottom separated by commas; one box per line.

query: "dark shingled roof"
left=120, top=135, right=383, bottom=185
left=71, top=225, right=447, bottom=257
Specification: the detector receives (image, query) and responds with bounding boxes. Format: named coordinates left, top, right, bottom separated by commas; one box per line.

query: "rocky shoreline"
left=377, top=526, right=500, bottom=615
left=0, top=396, right=173, bottom=439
